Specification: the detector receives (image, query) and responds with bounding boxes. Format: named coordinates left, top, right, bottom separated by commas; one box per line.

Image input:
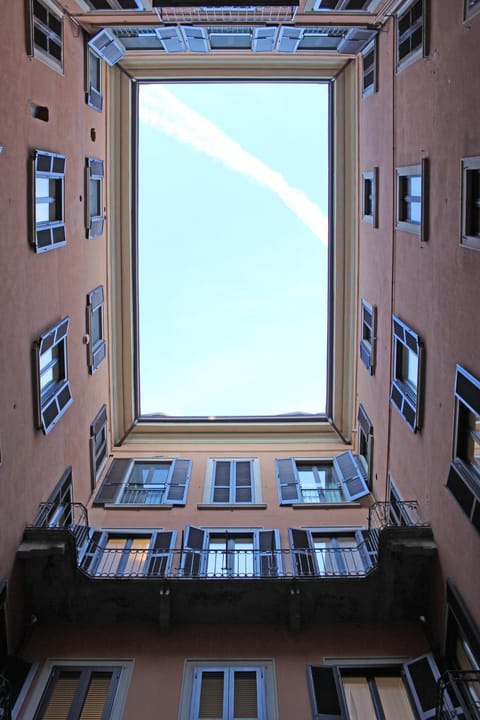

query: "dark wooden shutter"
left=165, top=459, right=191, bottom=504
left=333, top=452, right=370, bottom=501
left=289, top=528, right=315, bottom=576
left=147, top=531, right=175, bottom=577
left=276, top=458, right=300, bottom=504
left=183, top=526, right=206, bottom=577
left=402, top=654, right=450, bottom=720
left=257, top=530, right=279, bottom=577
left=93, top=459, right=131, bottom=505
left=307, top=665, right=344, bottom=720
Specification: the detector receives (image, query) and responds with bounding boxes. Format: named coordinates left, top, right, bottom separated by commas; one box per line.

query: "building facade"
left=0, top=0, right=479, bottom=718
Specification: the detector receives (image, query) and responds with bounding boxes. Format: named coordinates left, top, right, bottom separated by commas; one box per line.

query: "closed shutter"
left=93, top=459, right=131, bottom=505
left=183, top=526, right=206, bottom=577
left=403, top=654, right=457, bottom=720
left=197, top=670, right=225, bottom=719
left=233, top=670, right=258, bottom=718
left=289, top=528, right=315, bottom=576
left=147, top=531, right=175, bottom=577
left=35, top=666, right=121, bottom=720
left=276, top=458, right=300, bottom=504
left=307, top=665, right=344, bottom=720
left=165, top=459, right=191, bottom=504
left=234, top=461, right=253, bottom=503
left=86, top=159, right=104, bottom=239
left=333, top=452, right=370, bottom=501
left=212, top=461, right=231, bottom=503
left=257, top=530, right=280, bottom=577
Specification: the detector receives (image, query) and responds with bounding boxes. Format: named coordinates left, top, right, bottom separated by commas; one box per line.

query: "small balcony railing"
left=368, top=500, right=429, bottom=530
left=152, top=0, right=298, bottom=23
left=436, top=670, right=480, bottom=719
left=0, top=675, right=12, bottom=720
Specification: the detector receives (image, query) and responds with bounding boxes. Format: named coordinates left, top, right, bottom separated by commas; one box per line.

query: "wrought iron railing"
left=117, top=485, right=166, bottom=505
left=368, top=500, right=429, bottom=530
left=299, top=486, right=345, bottom=503
left=0, top=675, right=11, bottom=720
left=436, top=670, right=480, bottom=719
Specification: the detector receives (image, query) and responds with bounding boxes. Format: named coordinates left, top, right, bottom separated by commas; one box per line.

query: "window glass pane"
left=199, top=671, right=224, bottom=719
left=408, top=174, right=421, bottom=198
left=131, top=463, right=170, bottom=487
left=400, top=345, right=418, bottom=390
left=124, top=538, right=150, bottom=576
left=89, top=52, right=100, bottom=89
left=232, top=539, right=254, bottom=577
left=376, top=676, right=415, bottom=720
left=409, top=201, right=421, bottom=223
left=89, top=179, right=101, bottom=217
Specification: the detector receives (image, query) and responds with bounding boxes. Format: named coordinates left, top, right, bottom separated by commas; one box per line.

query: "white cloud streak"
left=139, top=85, right=328, bottom=245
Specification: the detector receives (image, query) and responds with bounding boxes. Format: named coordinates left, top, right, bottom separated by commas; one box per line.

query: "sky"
left=138, top=81, right=330, bottom=418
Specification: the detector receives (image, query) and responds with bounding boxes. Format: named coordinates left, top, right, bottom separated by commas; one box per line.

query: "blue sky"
left=138, top=82, right=329, bottom=417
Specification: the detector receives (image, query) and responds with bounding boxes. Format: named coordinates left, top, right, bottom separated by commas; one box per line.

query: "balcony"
left=152, top=0, right=298, bottom=23
left=436, top=670, right=480, bottom=719
left=17, top=501, right=436, bottom=633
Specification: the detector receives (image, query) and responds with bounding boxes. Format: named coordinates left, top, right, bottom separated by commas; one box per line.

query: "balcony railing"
left=368, top=500, right=429, bottom=530
left=153, top=0, right=298, bottom=23
left=0, top=675, right=12, bottom=720
left=436, top=670, right=480, bottom=719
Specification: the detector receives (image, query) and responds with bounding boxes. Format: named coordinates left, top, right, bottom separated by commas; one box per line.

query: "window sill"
left=461, top=234, right=480, bottom=251
left=104, top=503, right=174, bottom=510
left=197, top=503, right=267, bottom=510
left=289, top=501, right=361, bottom=509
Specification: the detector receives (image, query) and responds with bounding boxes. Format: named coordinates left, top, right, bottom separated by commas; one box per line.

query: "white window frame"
left=86, top=285, right=106, bottom=373
left=201, top=458, right=263, bottom=506
left=390, top=314, right=424, bottom=433
left=362, top=38, right=377, bottom=97
left=178, top=659, right=278, bottom=720
left=395, top=159, right=428, bottom=240
left=396, top=0, right=428, bottom=73
left=33, top=317, right=72, bottom=434
left=86, top=47, right=103, bottom=112
left=461, top=156, right=480, bottom=250
left=361, top=167, right=378, bottom=226
left=360, top=298, right=376, bottom=375
left=21, top=659, right=133, bottom=720
left=26, top=0, right=63, bottom=74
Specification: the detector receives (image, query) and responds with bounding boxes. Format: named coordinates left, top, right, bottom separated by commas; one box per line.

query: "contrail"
left=139, top=85, right=328, bottom=245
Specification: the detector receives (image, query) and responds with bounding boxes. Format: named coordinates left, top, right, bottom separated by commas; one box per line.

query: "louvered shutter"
left=333, top=452, right=370, bottom=501
left=38, top=669, right=80, bottom=719
left=165, top=459, right=191, bottom=504
left=183, top=526, right=206, bottom=577
left=183, top=27, right=209, bottom=53
left=447, top=462, right=480, bottom=532
left=197, top=670, right=225, bottom=719
left=289, top=528, right=315, bottom=576
left=79, top=530, right=103, bottom=575
left=307, top=665, right=343, bottom=720
left=88, top=30, right=125, bottom=66
left=147, top=531, right=175, bottom=577
left=276, top=458, right=300, bottom=504
left=402, top=654, right=458, bottom=720
left=252, top=27, right=277, bottom=52
left=86, top=286, right=106, bottom=372
left=79, top=671, right=118, bottom=719
left=355, top=530, right=376, bottom=572
left=233, top=670, right=258, bottom=719
left=257, top=530, right=280, bottom=577
left=37, top=666, right=121, bottom=720
left=86, top=159, right=104, bottom=239
left=338, top=28, right=377, bottom=54
left=276, top=27, right=303, bottom=53
left=93, top=459, right=131, bottom=505
left=212, top=461, right=231, bottom=503
left=235, top=461, right=253, bottom=503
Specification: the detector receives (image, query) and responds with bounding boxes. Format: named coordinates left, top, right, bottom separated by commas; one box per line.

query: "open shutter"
left=183, top=526, right=207, bottom=577
left=307, top=665, right=344, bottom=720
left=147, top=531, right=175, bottom=577
left=156, top=27, right=185, bottom=53
left=337, top=28, right=377, bottom=54
left=289, top=528, right=315, bottom=576
left=276, top=27, right=303, bottom=53
left=165, top=459, right=191, bottom=504
left=257, top=530, right=280, bottom=577
left=276, top=458, right=300, bottom=504
left=234, top=461, right=253, bottom=503
left=183, top=26, right=209, bottom=53
left=333, top=452, right=370, bottom=501
left=88, top=29, right=125, bottom=66
left=355, top=530, right=376, bottom=572
left=403, top=654, right=457, bottom=720
left=86, top=285, right=106, bottom=372
left=79, top=530, right=103, bottom=575
left=93, top=459, right=132, bottom=505
left=252, top=27, right=277, bottom=52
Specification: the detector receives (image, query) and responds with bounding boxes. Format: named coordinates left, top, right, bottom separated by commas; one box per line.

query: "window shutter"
left=87, top=84, right=103, bottom=113
left=86, top=159, right=104, bottom=239
left=80, top=530, right=103, bottom=574
left=289, top=528, right=314, bottom=576
left=276, top=458, right=300, bottom=504
left=165, top=459, right=191, bottom=504
left=355, top=530, right=376, bottom=571
left=93, top=459, right=131, bottom=505
left=276, top=27, right=303, bottom=53
left=402, top=654, right=456, bottom=720
left=234, top=461, right=253, bottom=503
left=233, top=670, right=258, bottom=718
left=212, top=460, right=231, bottom=503
left=37, top=666, right=122, bottom=720
left=147, top=531, right=175, bottom=577
left=338, top=28, right=377, bottom=54
left=183, top=26, right=209, bottom=53
left=447, top=462, right=480, bottom=532
left=182, top=526, right=206, bottom=577
left=455, top=364, right=480, bottom=416
left=252, top=27, right=277, bottom=52
left=357, top=404, right=373, bottom=437
left=257, top=530, right=280, bottom=577
left=156, top=27, right=185, bottom=53
left=333, top=452, right=370, bottom=501
left=88, top=29, right=125, bottom=66
left=391, top=316, right=423, bottom=432
left=307, top=665, right=344, bottom=720
left=90, top=404, right=107, bottom=437
left=198, top=670, right=225, bottom=718
left=42, top=382, right=72, bottom=434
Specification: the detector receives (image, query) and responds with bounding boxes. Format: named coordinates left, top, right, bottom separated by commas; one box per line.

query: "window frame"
left=90, top=406, right=108, bottom=488
left=361, top=38, right=377, bottom=97
left=361, top=167, right=378, bottom=226
left=93, top=457, right=192, bottom=506
left=396, top=0, right=428, bottom=73
left=447, top=364, right=480, bottom=532
left=202, top=458, right=263, bottom=506
left=360, top=298, right=376, bottom=375
left=85, top=157, right=105, bottom=238
left=464, top=0, right=480, bottom=21
left=34, top=467, right=73, bottom=528
left=26, top=0, right=63, bottom=74
left=31, top=150, right=66, bottom=253
left=86, top=285, right=106, bottom=373
left=32, top=317, right=72, bottom=434
left=179, top=659, right=278, bottom=720
left=390, top=314, right=424, bottom=433
left=80, top=529, right=176, bottom=578
left=395, top=159, right=429, bottom=240
left=85, top=46, right=103, bottom=112
left=357, top=404, right=373, bottom=486
left=289, top=527, right=374, bottom=577
left=461, top=156, right=480, bottom=250
left=24, top=659, right=133, bottom=720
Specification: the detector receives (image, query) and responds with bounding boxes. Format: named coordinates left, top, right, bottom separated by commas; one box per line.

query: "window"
left=33, top=317, right=72, bottom=434
left=31, top=150, right=66, bottom=253
left=179, top=660, right=277, bottom=720
left=313, top=0, right=373, bottom=9
left=387, top=477, right=415, bottom=526
left=465, top=0, right=480, bottom=21
left=34, top=467, right=73, bottom=528
left=289, top=528, right=374, bottom=576
left=362, top=39, right=377, bottom=97
left=461, top=156, right=480, bottom=250
left=447, top=364, right=480, bottom=532
left=93, top=458, right=192, bottom=506
left=86, top=48, right=103, bottom=112
left=395, top=160, right=428, bottom=240
left=26, top=0, right=63, bottom=73
left=308, top=655, right=455, bottom=720
left=361, top=168, right=378, bottom=226
left=90, top=406, right=108, bottom=487
left=182, top=526, right=281, bottom=577
left=83, top=0, right=145, bottom=9
left=86, top=286, right=106, bottom=373
left=396, top=0, right=427, bottom=71
left=357, top=404, right=373, bottom=485
left=81, top=530, right=175, bottom=577
left=203, top=459, right=261, bottom=505
left=28, top=660, right=133, bottom=720
left=360, top=299, right=377, bottom=375
left=390, top=315, right=424, bottom=432
left=275, top=452, right=370, bottom=505
left=85, top=158, right=104, bottom=238
left=445, top=581, right=480, bottom=714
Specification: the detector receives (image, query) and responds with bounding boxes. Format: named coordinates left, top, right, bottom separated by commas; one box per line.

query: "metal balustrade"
left=368, top=500, right=429, bottom=530
left=436, top=670, right=480, bottom=719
